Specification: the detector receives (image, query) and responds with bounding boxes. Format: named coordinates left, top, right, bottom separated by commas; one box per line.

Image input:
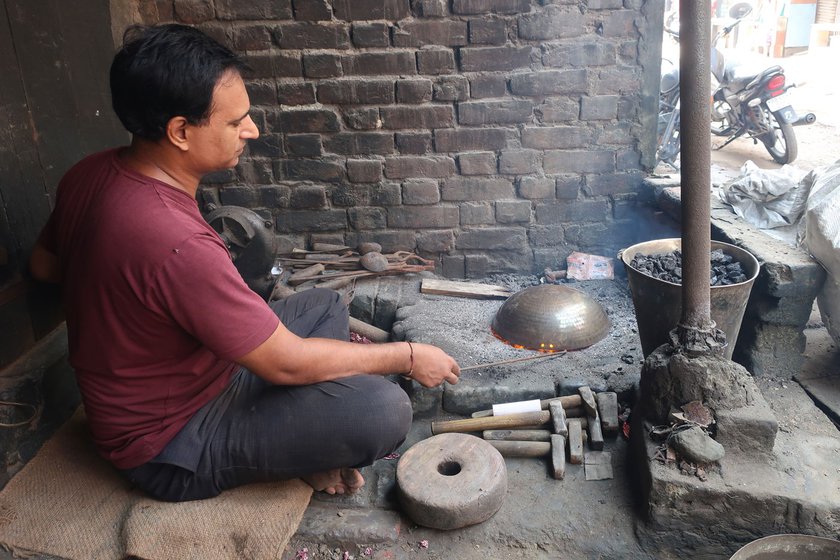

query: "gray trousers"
left=123, top=289, right=413, bottom=502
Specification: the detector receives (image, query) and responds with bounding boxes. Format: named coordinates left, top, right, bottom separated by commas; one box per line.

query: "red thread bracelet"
left=402, top=341, right=415, bottom=380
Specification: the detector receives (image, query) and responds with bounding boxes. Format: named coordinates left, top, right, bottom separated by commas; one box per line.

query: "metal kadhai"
left=490, top=284, right=611, bottom=352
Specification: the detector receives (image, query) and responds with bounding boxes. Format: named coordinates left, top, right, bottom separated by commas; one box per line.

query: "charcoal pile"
left=630, top=249, right=747, bottom=286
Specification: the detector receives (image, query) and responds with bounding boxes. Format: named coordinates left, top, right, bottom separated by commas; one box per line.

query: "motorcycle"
left=656, top=4, right=816, bottom=168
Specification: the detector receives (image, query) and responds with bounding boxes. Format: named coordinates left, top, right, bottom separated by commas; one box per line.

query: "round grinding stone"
left=396, top=433, right=507, bottom=530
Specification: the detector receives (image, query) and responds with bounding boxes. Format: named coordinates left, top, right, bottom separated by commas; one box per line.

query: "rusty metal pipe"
left=678, top=0, right=715, bottom=336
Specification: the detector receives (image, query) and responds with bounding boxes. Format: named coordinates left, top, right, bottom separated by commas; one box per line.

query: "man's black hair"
left=110, top=24, right=248, bottom=140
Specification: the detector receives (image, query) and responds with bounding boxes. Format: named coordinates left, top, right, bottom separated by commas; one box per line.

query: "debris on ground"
left=566, top=252, right=615, bottom=280
left=350, top=332, right=373, bottom=344
left=680, top=401, right=714, bottom=427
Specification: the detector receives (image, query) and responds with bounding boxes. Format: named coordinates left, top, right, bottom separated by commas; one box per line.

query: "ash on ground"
left=391, top=276, right=643, bottom=398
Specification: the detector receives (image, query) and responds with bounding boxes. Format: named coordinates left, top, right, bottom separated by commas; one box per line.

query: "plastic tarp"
left=718, top=159, right=840, bottom=344
left=718, top=160, right=810, bottom=230
left=801, top=160, right=840, bottom=345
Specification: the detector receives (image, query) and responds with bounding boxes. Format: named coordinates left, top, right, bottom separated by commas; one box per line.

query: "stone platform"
left=353, top=274, right=645, bottom=416
left=632, top=374, right=840, bottom=559
left=282, top=274, right=840, bottom=560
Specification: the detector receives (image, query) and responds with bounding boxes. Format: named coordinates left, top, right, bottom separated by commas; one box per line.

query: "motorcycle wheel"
left=760, top=107, right=798, bottom=164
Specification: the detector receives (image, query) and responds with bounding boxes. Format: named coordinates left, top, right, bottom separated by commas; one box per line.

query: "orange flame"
left=490, top=327, right=561, bottom=353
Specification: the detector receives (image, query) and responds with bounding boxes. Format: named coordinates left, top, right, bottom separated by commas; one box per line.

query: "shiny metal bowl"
left=491, top=284, right=610, bottom=352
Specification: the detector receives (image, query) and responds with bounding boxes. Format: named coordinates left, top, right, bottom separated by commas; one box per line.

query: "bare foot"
left=302, top=468, right=365, bottom=495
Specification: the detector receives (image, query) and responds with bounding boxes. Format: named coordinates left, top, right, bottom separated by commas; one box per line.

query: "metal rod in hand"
left=460, top=350, right=567, bottom=372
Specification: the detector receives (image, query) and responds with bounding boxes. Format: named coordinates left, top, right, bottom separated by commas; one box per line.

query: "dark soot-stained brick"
left=277, top=209, right=348, bottom=232
left=333, top=0, right=410, bottom=21
left=216, top=0, right=292, bottom=20
left=324, top=132, right=394, bottom=155
left=352, top=23, right=391, bottom=48
left=292, top=0, right=331, bottom=20
left=458, top=100, right=532, bottom=125
left=441, top=177, right=514, bottom=201
left=434, top=128, right=506, bottom=152
left=303, top=54, right=343, bottom=78
left=384, top=156, right=456, bottom=179
left=509, top=70, right=587, bottom=96
left=518, top=6, right=583, bottom=40
left=458, top=152, right=496, bottom=175
left=380, top=106, right=455, bottom=129
left=285, top=134, right=322, bottom=156
left=396, top=79, right=434, bottom=103
left=343, top=52, right=417, bottom=76
left=318, top=80, right=395, bottom=105
left=417, top=49, right=455, bottom=75
left=543, top=150, right=615, bottom=174
left=275, top=109, right=340, bottom=133
left=518, top=176, right=555, bottom=200
left=433, top=76, right=469, bottom=101
left=243, top=52, right=302, bottom=78
left=469, top=74, right=507, bottom=98
left=347, top=159, right=383, bottom=183
left=174, top=0, right=214, bottom=24
left=278, top=22, right=350, bottom=49
left=343, top=108, right=382, bottom=130
left=388, top=206, right=459, bottom=228
left=543, top=42, right=616, bottom=68
left=452, top=0, right=530, bottom=15
left=278, top=83, right=316, bottom=105
left=396, top=132, right=433, bottom=154
left=393, top=20, right=468, bottom=47
left=468, top=17, right=507, bottom=45
left=290, top=184, right=328, bottom=209
left=521, top=126, right=593, bottom=150
left=402, top=179, right=440, bottom=204
left=459, top=46, right=533, bottom=72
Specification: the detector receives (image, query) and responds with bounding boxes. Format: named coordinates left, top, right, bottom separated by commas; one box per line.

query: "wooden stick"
left=349, top=317, right=389, bottom=343
left=288, top=263, right=325, bottom=283
left=460, top=351, right=567, bottom=372
left=488, top=440, right=551, bottom=458
left=484, top=429, right=552, bottom=442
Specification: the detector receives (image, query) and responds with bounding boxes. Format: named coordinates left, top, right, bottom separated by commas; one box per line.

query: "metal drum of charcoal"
left=619, top=238, right=759, bottom=360
left=490, top=285, right=611, bottom=352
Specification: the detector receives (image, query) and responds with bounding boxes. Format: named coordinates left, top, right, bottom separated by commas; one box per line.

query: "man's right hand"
left=407, top=342, right=460, bottom=388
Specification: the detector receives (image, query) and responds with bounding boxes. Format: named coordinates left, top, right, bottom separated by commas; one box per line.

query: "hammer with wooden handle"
left=470, top=394, right=583, bottom=418
left=433, top=407, right=588, bottom=438
left=431, top=411, right=550, bottom=435
left=486, top=436, right=567, bottom=480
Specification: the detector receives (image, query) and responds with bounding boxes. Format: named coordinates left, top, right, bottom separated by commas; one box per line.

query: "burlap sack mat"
left=0, top=409, right=312, bottom=560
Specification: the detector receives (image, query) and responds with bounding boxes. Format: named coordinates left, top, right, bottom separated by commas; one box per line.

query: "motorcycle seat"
left=724, top=61, right=783, bottom=91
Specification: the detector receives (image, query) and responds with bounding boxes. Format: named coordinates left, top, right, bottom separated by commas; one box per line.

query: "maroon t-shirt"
left=39, top=149, right=279, bottom=469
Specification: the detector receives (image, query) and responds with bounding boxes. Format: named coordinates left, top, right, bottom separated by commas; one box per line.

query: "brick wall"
left=142, top=0, right=663, bottom=278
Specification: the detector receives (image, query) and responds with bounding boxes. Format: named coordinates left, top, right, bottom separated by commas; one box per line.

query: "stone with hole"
left=396, top=433, right=507, bottom=530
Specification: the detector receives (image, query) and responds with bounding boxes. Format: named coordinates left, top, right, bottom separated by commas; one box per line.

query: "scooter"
left=656, top=5, right=816, bottom=168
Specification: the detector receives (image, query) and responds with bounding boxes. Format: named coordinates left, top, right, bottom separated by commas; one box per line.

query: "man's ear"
left=165, top=116, right=190, bottom=152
